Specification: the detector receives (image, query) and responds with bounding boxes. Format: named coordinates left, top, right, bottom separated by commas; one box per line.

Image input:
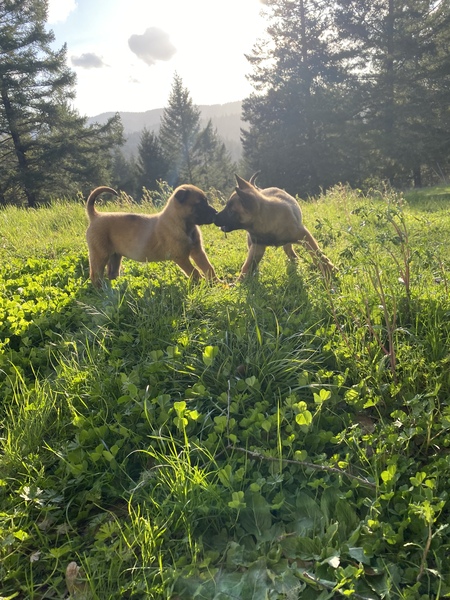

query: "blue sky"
left=47, top=0, right=268, bottom=117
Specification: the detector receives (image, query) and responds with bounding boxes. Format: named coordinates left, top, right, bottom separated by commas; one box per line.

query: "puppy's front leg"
left=238, top=238, right=266, bottom=281
left=188, top=227, right=217, bottom=280
left=174, top=256, right=202, bottom=281
left=190, top=247, right=217, bottom=280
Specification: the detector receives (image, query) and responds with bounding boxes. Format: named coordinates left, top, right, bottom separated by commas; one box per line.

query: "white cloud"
left=128, top=27, right=177, bottom=66
left=47, top=0, right=77, bottom=24
left=49, top=0, right=267, bottom=115
left=71, top=53, right=107, bottom=69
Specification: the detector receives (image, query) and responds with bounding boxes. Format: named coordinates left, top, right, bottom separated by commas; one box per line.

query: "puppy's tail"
left=86, top=186, right=118, bottom=219
left=249, top=171, right=261, bottom=187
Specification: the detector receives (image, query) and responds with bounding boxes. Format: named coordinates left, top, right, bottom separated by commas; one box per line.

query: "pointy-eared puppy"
left=214, top=174, right=336, bottom=281
left=86, top=185, right=217, bottom=287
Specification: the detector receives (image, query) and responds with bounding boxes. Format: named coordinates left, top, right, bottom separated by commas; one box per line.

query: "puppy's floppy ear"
left=174, top=187, right=188, bottom=203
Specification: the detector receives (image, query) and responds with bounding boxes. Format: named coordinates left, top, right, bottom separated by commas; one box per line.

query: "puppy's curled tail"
left=249, top=171, right=261, bottom=186
left=86, top=186, right=118, bottom=219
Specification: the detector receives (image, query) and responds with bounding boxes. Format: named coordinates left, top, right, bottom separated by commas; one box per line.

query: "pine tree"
left=159, top=73, right=201, bottom=186
left=243, top=0, right=450, bottom=191
left=242, top=0, right=353, bottom=195
left=193, top=120, right=235, bottom=191
left=421, top=2, right=450, bottom=184
left=0, top=0, right=123, bottom=206
left=335, top=0, right=450, bottom=186
left=111, top=149, right=139, bottom=198
left=136, top=128, right=169, bottom=193
left=159, top=74, right=236, bottom=191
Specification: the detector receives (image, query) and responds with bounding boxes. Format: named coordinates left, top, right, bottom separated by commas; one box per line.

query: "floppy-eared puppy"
left=214, top=174, right=336, bottom=280
left=86, top=185, right=217, bottom=287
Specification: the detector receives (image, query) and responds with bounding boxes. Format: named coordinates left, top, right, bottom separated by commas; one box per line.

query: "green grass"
left=0, top=184, right=449, bottom=599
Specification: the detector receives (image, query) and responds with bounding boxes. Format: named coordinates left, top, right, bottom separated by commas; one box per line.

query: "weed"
left=1, top=185, right=449, bottom=598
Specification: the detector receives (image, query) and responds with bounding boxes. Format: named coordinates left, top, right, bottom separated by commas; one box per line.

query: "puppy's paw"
left=66, top=561, right=90, bottom=599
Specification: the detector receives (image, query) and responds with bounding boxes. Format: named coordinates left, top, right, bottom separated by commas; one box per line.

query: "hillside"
left=88, top=100, right=244, bottom=160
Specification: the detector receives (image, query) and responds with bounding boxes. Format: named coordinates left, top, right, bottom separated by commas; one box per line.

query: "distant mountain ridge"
left=87, top=100, right=244, bottom=160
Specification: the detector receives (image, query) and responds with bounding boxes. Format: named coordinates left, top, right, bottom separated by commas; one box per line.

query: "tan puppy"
left=214, top=174, right=336, bottom=280
left=86, top=185, right=217, bottom=287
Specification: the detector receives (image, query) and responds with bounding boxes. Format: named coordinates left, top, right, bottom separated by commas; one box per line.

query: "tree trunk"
left=299, top=0, right=319, bottom=193
left=413, top=165, right=422, bottom=188
left=0, top=85, right=37, bottom=207
left=384, top=0, right=395, bottom=136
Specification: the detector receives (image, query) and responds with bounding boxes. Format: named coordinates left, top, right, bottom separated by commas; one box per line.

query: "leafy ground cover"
left=0, top=184, right=449, bottom=599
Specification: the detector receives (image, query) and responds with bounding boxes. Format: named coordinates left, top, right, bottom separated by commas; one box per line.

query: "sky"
left=47, top=0, right=269, bottom=118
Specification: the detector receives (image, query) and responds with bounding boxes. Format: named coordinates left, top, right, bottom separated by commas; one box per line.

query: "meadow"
left=0, top=183, right=449, bottom=599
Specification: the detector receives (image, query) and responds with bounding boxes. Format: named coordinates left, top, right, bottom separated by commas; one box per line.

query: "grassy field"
left=0, top=183, right=449, bottom=599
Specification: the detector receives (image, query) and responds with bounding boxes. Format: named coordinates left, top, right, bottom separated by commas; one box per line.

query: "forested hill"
left=87, top=100, right=244, bottom=160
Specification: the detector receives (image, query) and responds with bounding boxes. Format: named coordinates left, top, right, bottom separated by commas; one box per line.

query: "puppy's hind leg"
left=283, top=243, right=299, bottom=262
left=107, top=253, right=123, bottom=280
left=298, top=226, right=336, bottom=279
left=283, top=243, right=300, bottom=276
left=89, top=249, right=110, bottom=288
left=238, top=237, right=266, bottom=281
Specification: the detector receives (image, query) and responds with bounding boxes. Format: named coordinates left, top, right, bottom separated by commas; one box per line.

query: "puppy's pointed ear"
left=235, top=174, right=254, bottom=190
left=235, top=186, right=257, bottom=209
left=174, top=187, right=188, bottom=203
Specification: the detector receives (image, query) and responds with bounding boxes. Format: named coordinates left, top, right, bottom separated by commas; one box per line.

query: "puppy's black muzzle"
left=214, top=209, right=234, bottom=232
left=196, top=204, right=218, bottom=225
